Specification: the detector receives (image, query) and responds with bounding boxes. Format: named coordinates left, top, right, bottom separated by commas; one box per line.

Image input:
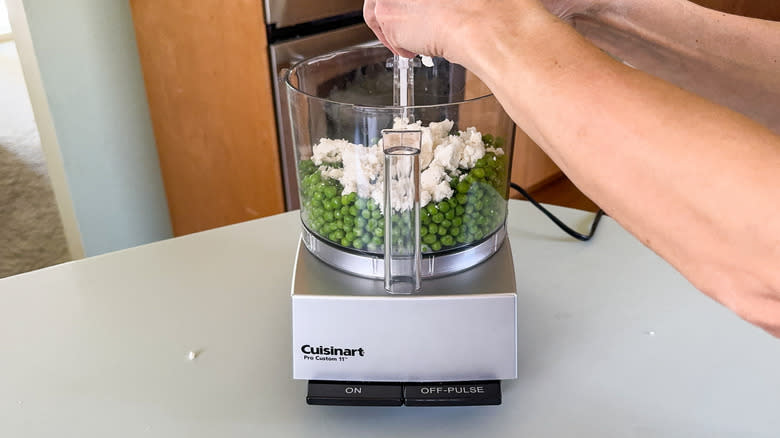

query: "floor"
left=0, top=40, right=70, bottom=278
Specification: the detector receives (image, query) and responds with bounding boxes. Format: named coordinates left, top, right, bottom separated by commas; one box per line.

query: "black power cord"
left=510, top=182, right=605, bottom=241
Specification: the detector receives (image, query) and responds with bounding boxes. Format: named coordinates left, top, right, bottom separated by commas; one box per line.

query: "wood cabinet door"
left=130, top=0, right=284, bottom=236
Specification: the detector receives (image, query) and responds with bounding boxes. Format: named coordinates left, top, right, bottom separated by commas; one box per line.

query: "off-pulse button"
left=403, top=381, right=501, bottom=406
left=306, top=381, right=403, bottom=406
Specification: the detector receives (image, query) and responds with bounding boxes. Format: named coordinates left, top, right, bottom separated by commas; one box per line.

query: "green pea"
left=324, top=186, right=337, bottom=198
left=371, top=235, right=383, bottom=246
left=361, top=234, right=372, bottom=244
left=349, top=206, right=358, bottom=216
left=367, top=201, right=376, bottom=211
left=441, top=219, right=452, bottom=229
left=457, top=194, right=468, bottom=205
left=426, top=204, right=438, bottom=215
left=423, top=234, right=437, bottom=245
left=353, top=239, right=364, bottom=249
left=357, top=217, right=367, bottom=228
left=472, top=168, right=485, bottom=179
left=361, top=209, right=371, bottom=219
left=345, top=231, right=356, bottom=241
left=452, top=217, right=463, bottom=227
left=421, top=214, right=431, bottom=225
left=482, top=133, right=494, bottom=144
left=450, top=227, right=461, bottom=237
left=438, top=202, right=450, bottom=213
left=333, top=210, right=342, bottom=220
left=431, top=242, right=442, bottom=251
left=323, top=211, right=334, bottom=222
left=373, top=227, right=384, bottom=238
left=314, top=192, right=324, bottom=201
left=355, top=198, right=367, bottom=209
left=441, top=235, right=455, bottom=246
left=428, top=224, right=438, bottom=235
left=432, top=213, right=444, bottom=224
left=341, top=238, right=351, bottom=246
left=456, top=206, right=465, bottom=216
left=348, top=192, right=357, bottom=203
left=420, top=227, right=428, bottom=237
left=341, top=195, right=352, bottom=206
left=371, top=210, right=382, bottom=220
left=366, top=242, right=378, bottom=251
left=445, top=210, right=455, bottom=220
left=456, top=181, right=470, bottom=194
left=438, top=226, right=448, bottom=236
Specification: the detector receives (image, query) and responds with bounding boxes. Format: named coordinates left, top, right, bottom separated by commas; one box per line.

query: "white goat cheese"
left=310, top=119, right=501, bottom=211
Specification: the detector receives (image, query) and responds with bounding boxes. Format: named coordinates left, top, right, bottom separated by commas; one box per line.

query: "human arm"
left=365, top=0, right=780, bottom=336
left=549, top=0, right=780, bottom=134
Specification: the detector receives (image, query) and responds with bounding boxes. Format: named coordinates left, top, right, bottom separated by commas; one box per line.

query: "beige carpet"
left=0, top=41, right=70, bottom=278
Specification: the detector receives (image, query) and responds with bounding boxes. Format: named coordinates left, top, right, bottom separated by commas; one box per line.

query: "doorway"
left=0, top=0, right=70, bottom=278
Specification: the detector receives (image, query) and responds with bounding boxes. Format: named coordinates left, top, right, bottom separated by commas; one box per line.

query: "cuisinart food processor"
left=285, top=41, right=518, bottom=406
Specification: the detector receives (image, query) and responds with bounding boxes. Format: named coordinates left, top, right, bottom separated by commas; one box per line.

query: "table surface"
left=1, top=200, right=779, bottom=437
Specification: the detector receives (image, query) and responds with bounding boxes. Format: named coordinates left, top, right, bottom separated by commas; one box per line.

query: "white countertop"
left=1, top=200, right=778, bottom=437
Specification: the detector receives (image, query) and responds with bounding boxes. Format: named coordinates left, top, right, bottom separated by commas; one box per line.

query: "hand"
left=363, top=0, right=596, bottom=63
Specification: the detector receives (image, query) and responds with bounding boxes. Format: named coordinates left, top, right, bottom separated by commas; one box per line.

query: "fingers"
left=364, top=0, right=400, bottom=56
left=364, top=0, right=416, bottom=58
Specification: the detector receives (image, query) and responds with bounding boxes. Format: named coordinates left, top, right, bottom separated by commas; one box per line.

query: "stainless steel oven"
left=265, top=0, right=377, bottom=210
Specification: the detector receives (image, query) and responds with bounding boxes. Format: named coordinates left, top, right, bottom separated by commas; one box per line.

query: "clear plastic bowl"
left=285, top=41, right=515, bottom=277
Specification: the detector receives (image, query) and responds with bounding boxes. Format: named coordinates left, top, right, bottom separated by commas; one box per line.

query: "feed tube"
left=382, top=129, right=422, bottom=294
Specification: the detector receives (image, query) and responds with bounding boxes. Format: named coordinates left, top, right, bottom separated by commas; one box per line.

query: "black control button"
left=307, top=381, right=403, bottom=406
left=403, top=381, right=501, bottom=406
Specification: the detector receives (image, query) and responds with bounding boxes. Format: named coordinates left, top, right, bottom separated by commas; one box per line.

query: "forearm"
left=456, top=10, right=780, bottom=335
left=566, top=0, right=780, bottom=133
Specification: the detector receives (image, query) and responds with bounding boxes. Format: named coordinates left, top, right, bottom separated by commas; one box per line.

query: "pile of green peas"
left=298, top=135, right=508, bottom=253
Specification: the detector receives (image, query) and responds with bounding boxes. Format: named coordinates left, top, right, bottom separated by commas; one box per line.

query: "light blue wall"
left=21, top=0, right=172, bottom=256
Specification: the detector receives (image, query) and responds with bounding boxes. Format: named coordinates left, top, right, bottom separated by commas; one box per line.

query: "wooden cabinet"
left=510, top=130, right=561, bottom=191
left=129, top=0, right=284, bottom=236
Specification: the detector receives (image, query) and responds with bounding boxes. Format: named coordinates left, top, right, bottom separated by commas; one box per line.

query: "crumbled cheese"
left=311, top=138, right=351, bottom=165
left=310, top=119, right=502, bottom=211
left=486, top=146, right=505, bottom=156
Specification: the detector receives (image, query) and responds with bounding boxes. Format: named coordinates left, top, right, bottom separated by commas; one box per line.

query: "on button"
left=307, top=381, right=403, bottom=406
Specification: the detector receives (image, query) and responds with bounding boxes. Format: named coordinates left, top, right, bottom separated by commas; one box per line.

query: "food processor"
left=286, top=41, right=518, bottom=406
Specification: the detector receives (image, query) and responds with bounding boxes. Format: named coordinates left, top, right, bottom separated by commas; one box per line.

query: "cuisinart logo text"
left=300, top=344, right=365, bottom=362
